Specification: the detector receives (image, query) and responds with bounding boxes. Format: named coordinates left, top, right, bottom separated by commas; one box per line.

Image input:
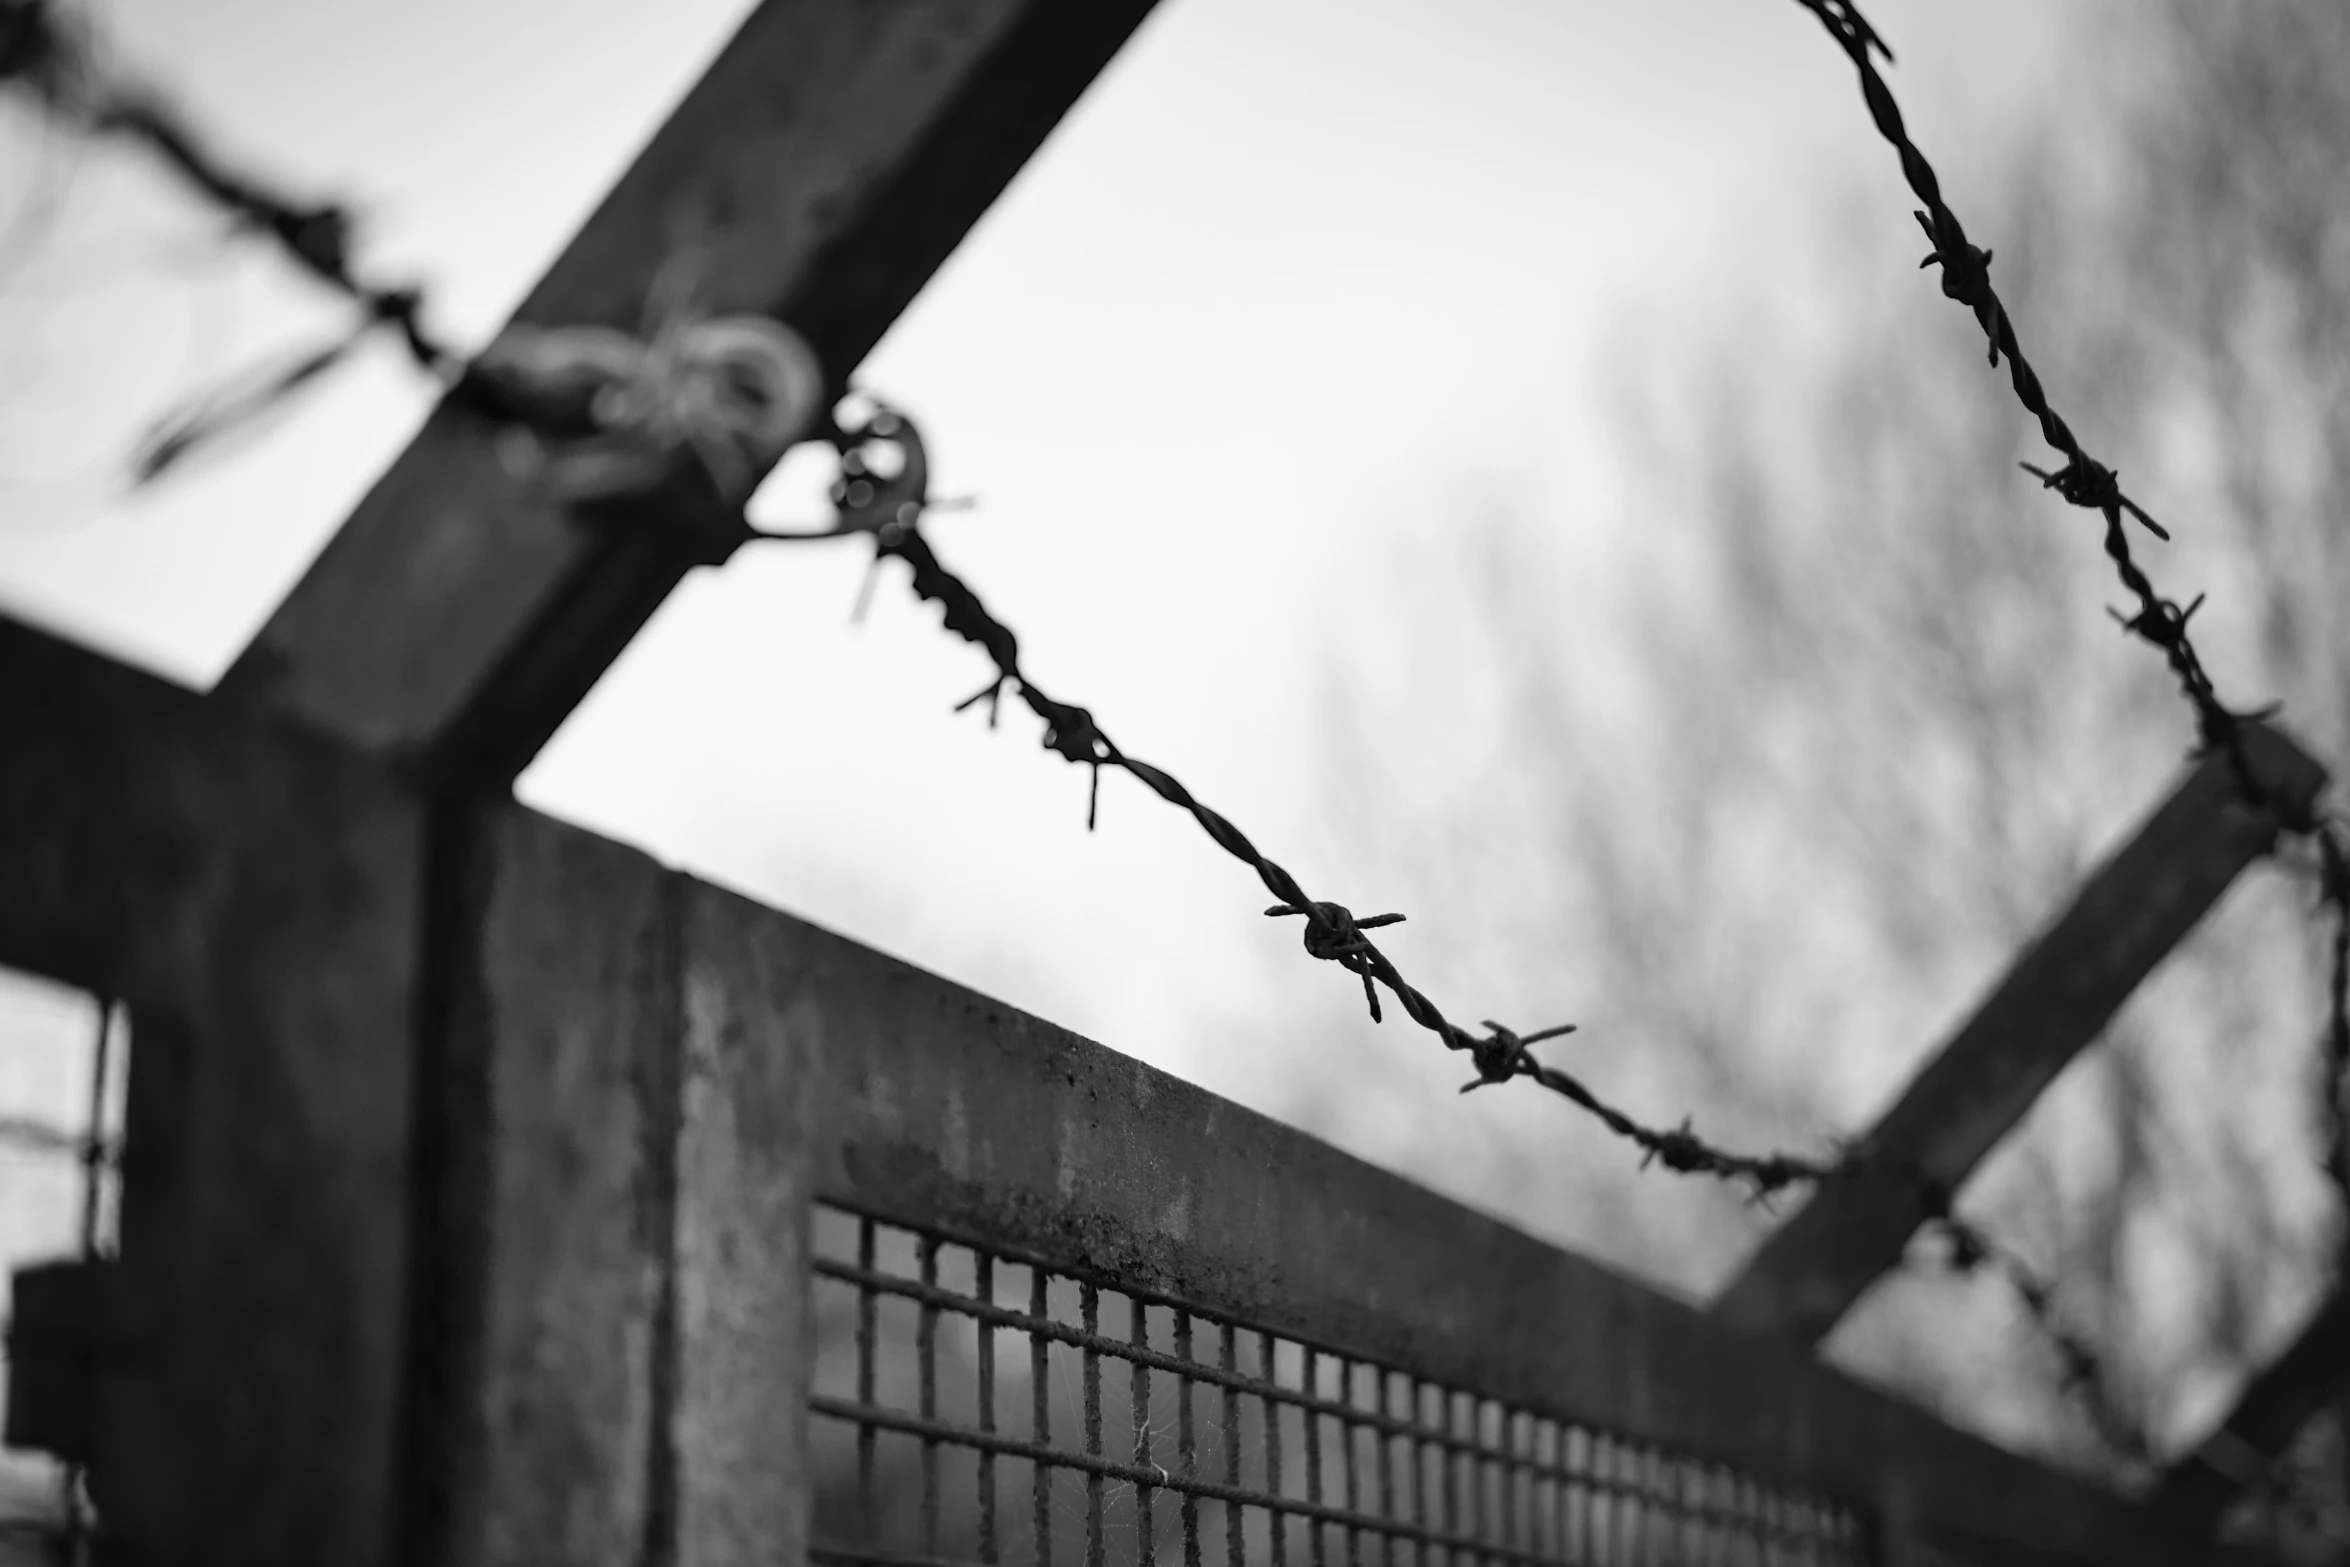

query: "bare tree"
left=1284, top=2, right=2350, bottom=1537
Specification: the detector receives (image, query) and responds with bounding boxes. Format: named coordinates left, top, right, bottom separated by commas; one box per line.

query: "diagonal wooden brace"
left=1715, top=723, right=2328, bottom=1345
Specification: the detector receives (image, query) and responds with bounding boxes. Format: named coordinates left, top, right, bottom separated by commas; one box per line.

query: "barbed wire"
left=766, top=402, right=1861, bottom=1194
left=0, top=0, right=824, bottom=500
left=0, top=0, right=1882, bottom=1199
left=789, top=401, right=2164, bottom=1465
left=0, top=0, right=2196, bottom=1447
left=1924, top=1209, right=2151, bottom=1470
left=1791, top=0, right=2350, bottom=1474
left=1, top=0, right=2302, bottom=1482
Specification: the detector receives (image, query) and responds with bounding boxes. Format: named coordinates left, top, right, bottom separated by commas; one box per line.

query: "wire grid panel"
left=0, top=969, right=125, bottom=1565
left=810, top=1203, right=1875, bottom=1567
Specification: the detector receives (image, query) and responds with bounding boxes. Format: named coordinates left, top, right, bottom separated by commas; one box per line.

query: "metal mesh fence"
left=0, top=972, right=123, bottom=1567
left=811, top=1202, right=1874, bottom=1567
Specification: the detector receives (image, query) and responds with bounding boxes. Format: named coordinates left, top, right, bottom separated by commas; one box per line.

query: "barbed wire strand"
left=0, top=0, right=2060, bottom=1252
left=0, top=0, right=2284, bottom=1479
left=787, top=403, right=1868, bottom=1192
left=0, top=1, right=456, bottom=374
left=1792, top=0, right=2350, bottom=1475
left=0, top=3, right=1826, bottom=1195
left=1926, top=1213, right=2151, bottom=1469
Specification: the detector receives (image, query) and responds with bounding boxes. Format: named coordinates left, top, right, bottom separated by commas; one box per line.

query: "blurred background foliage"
left=1285, top=2, right=2350, bottom=1551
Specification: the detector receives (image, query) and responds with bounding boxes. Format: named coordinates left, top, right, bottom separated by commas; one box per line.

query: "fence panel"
left=680, top=876, right=2235, bottom=1567
left=806, top=1199, right=1870, bottom=1565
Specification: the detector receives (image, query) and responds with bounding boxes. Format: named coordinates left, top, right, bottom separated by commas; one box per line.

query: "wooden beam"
left=1714, top=724, right=2328, bottom=1345
left=0, top=616, right=422, bottom=1567
left=218, top=0, right=1161, bottom=787
left=2155, top=1287, right=2350, bottom=1531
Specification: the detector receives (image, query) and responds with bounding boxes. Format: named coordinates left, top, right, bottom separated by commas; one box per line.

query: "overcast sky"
left=0, top=0, right=2096, bottom=1289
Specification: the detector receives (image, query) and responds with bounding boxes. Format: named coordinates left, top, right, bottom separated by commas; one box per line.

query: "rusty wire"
left=1791, top=0, right=2350, bottom=1470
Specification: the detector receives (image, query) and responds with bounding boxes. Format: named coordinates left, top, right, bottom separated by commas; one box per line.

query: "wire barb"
left=2018, top=457, right=2169, bottom=542
left=1913, top=209, right=2003, bottom=367
left=1265, top=902, right=1408, bottom=1021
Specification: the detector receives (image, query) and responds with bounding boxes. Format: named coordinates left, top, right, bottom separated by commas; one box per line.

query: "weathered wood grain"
left=1714, top=724, right=2327, bottom=1346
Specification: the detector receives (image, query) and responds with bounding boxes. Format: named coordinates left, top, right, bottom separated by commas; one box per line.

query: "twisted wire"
left=1792, top=0, right=2350, bottom=1468
left=775, top=404, right=1841, bottom=1194
left=786, top=405, right=2153, bottom=1449
left=4, top=0, right=2308, bottom=1477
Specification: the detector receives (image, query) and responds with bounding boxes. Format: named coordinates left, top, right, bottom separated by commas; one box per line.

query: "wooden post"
left=219, top=0, right=1162, bottom=789
left=194, top=6, right=1159, bottom=1561
left=1715, top=725, right=2327, bottom=1344
left=417, top=809, right=826, bottom=1567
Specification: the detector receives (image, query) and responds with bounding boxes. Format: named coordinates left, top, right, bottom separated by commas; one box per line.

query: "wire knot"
left=1021, top=694, right=1112, bottom=829
left=1264, top=902, right=1405, bottom=1021
left=1639, top=1116, right=1711, bottom=1174
left=479, top=250, right=823, bottom=508
left=1037, top=699, right=1108, bottom=770
left=1455, top=1018, right=1578, bottom=1093
left=2020, top=455, right=2169, bottom=541
left=2106, top=591, right=2202, bottom=651
left=1913, top=210, right=2002, bottom=366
